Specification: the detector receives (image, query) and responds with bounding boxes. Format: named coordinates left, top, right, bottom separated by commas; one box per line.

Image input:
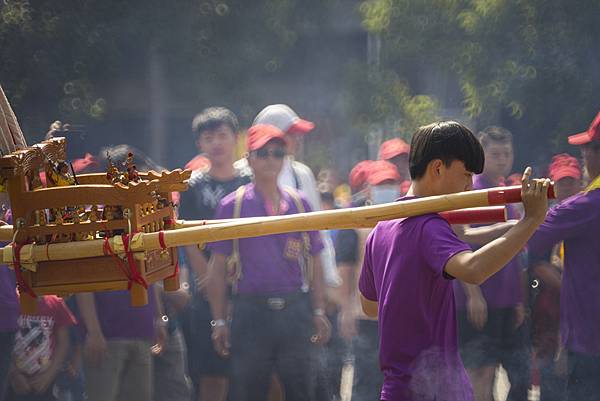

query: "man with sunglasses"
left=206, top=124, right=331, bottom=401
left=528, top=111, right=600, bottom=401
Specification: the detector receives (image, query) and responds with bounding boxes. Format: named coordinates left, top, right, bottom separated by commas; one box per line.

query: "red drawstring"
left=13, top=242, right=36, bottom=298
left=122, top=233, right=147, bottom=289
left=158, top=230, right=179, bottom=280
left=103, top=237, right=132, bottom=286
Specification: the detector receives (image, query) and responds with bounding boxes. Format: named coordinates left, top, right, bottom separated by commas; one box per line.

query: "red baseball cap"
left=549, top=153, right=581, bottom=182
left=253, top=104, right=315, bottom=135
left=506, top=173, right=523, bottom=186
left=568, top=111, right=600, bottom=145
left=367, top=160, right=401, bottom=186
left=378, top=138, right=410, bottom=160
left=349, top=160, right=373, bottom=190
left=246, top=124, right=286, bottom=152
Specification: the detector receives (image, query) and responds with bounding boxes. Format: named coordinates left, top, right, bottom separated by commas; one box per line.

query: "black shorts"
left=187, top=295, right=231, bottom=378
left=457, top=307, right=529, bottom=369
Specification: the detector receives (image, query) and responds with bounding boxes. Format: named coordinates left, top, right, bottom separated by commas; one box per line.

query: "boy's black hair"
left=478, top=126, right=513, bottom=149
left=192, top=107, right=239, bottom=138
left=409, top=121, right=484, bottom=180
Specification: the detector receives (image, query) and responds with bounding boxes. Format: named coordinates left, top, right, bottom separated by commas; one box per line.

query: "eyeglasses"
left=254, top=147, right=286, bottom=159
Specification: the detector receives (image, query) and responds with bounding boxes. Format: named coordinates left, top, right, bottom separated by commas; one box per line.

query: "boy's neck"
left=254, top=178, right=279, bottom=201
left=208, top=159, right=235, bottom=181
left=406, top=179, right=437, bottom=198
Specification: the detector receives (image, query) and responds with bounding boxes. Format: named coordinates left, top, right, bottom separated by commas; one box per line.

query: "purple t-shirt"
left=208, top=183, right=323, bottom=295
left=528, top=189, right=600, bottom=356
left=359, top=212, right=473, bottom=401
left=454, top=174, right=522, bottom=309
left=0, top=264, right=19, bottom=332
left=93, top=286, right=156, bottom=340
left=0, top=211, right=19, bottom=332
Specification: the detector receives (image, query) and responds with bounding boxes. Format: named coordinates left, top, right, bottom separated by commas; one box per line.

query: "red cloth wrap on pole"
left=439, top=207, right=507, bottom=225
left=487, top=184, right=555, bottom=206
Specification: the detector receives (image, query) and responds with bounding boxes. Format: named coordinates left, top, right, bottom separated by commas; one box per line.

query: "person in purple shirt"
left=359, top=121, right=551, bottom=401
left=206, top=124, right=331, bottom=401
left=528, top=110, right=600, bottom=401
left=0, top=208, right=18, bottom=401
left=454, top=126, right=530, bottom=401
left=0, top=263, right=18, bottom=401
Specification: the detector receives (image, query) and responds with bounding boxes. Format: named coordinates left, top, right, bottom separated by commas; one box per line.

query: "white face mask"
left=371, top=185, right=400, bottom=204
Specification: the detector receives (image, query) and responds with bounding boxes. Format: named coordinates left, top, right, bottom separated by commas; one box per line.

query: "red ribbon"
left=103, top=237, right=132, bottom=285
left=12, top=242, right=36, bottom=298
left=121, top=233, right=147, bottom=289
left=158, top=230, right=179, bottom=280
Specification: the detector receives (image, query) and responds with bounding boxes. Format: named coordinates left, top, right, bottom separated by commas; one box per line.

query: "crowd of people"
left=0, top=104, right=599, bottom=401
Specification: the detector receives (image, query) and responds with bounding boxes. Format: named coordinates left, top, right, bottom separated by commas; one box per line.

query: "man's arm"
left=310, top=255, right=332, bottom=344
left=360, top=295, right=378, bottom=318
left=337, top=261, right=359, bottom=338
left=206, top=253, right=230, bottom=357
left=461, top=282, right=487, bottom=330
left=533, top=261, right=562, bottom=290
left=75, top=293, right=106, bottom=365
left=184, top=245, right=209, bottom=292
left=453, top=221, right=517, bottom=245
left=445, top=171, right=550, bottom=285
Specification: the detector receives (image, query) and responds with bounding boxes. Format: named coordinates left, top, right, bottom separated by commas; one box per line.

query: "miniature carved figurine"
left=36, top=210, right=48, bottom=244
left=51, top=211, right=70, bottom=243
left=105, top=153, right=122, bottom=185
left=87, top=205, right=99, bottom=240
left=72, top=213, right=87, bottom=241
left=125, top=152, right=140, bottom=183
left=102, top=206, right=115, bottom=237
left=28, top=172, right=43, bottom=190
left=46, top=161, right=76, bottom=187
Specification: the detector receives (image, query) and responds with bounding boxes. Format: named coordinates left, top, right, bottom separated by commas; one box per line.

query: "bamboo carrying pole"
left=0, top=206, right=507, bottom=241
left=2, top=184, right=552, bottom=265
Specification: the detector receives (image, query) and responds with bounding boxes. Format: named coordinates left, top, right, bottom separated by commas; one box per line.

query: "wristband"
left=211, top=319, right=227, bottom=328
left=313, top=308, right=326, bottom=317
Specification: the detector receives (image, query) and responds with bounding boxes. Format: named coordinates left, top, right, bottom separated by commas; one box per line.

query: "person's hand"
left=466, top=293, right=488, bottom=330
left=311, top=315, right=332, bottom=345
left=338, top=308, right=358, bottom=340
left=554, top=345, right=568, bottom=377
left=521, top=167, right=551, bottom=225
left=211, top=326, right=230, bottom=358
left=151, top=324, right=168, bottom=356
left=84, top=331, right=107, bottom=366
left=30, top=368, right=56, bottom=394
left=513, top=303, right=526, bottom=329
left=10, top=371, right=31, bottom=394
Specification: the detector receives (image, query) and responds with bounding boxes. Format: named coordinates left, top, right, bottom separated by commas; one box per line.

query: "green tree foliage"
left=358, top=0, right=600, bottom=157
left=0, top=0, right=336, bottom=136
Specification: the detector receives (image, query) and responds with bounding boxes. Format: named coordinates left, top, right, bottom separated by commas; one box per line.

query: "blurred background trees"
left=1, top=0, right=598, bottom=173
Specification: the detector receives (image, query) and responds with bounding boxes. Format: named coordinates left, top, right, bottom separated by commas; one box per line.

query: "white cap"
left=253, top=104, right=315, bottom=134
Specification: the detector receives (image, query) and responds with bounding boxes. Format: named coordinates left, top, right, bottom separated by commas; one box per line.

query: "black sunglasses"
left=254, top=147, right=286, bottom=159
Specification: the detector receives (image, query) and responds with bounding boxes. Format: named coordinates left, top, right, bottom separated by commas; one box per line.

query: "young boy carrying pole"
left=358, top=121, right=550, bottom=401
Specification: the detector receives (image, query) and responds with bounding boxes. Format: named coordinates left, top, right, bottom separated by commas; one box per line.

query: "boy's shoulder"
left=188, top=169, right=212, bottom=187
left=219, top=182, right=252, bottom=206
left=373, top=213, right=446, bottom=234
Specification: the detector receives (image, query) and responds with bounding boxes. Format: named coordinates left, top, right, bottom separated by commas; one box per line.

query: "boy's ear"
left=430, top=159, right=443, bottom=177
